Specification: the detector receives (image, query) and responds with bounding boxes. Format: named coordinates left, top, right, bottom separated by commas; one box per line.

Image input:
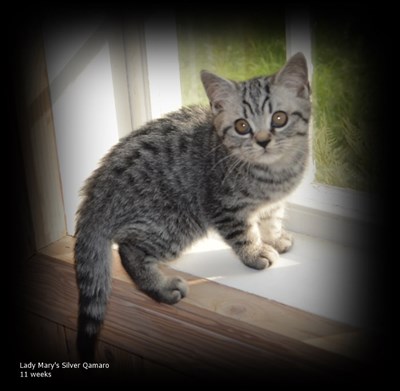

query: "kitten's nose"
left=255, top=131, right=271, bottom=149
left=256, top=139, right=270, bottom=149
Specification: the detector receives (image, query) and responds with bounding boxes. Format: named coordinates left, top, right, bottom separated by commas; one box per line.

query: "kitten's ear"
left=273, top=52, right=310, bottom=99
left=201, top=70, right=237, bottom=113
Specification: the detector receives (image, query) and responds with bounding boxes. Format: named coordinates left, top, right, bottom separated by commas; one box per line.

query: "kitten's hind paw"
left=155, top=277, right=188, bottom=305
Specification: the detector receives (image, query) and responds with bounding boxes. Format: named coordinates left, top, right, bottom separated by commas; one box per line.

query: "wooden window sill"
left=18, top=236, right=375, bottom=381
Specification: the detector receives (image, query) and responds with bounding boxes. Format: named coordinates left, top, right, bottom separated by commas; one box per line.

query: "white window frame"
left=139, top=13, right=375, bottom=249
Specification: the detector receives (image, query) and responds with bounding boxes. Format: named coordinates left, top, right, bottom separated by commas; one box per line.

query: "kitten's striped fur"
left=75, top=53, right=311, bottom=360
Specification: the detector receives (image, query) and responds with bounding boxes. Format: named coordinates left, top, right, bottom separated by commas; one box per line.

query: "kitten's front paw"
left=241, top=244, right=279, bottom=270
left=274, top=231, right=293, bottom=254
left=156, top=276, right=188, bottom=305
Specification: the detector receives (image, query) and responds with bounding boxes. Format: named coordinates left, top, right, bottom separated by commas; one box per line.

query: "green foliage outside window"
left=176, top=14, right=286, bottom=106
left=312, top=13, right=378, bottom=192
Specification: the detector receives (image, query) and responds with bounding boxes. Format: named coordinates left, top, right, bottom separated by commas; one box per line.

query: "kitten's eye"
left=271, top=111, right=288, bottom=128
left=234, top=119, right=251, bottom=135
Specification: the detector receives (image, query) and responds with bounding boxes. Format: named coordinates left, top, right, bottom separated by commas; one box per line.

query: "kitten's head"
left=201, top=53, right=311, bottom=166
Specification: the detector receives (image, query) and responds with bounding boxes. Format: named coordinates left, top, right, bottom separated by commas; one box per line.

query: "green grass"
left=176, top=14, right=286, bottom=106
left=312, top=15, right=378, bottom=192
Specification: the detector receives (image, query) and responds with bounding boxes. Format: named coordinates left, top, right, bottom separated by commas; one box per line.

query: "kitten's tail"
left=75, top=231, right=112, bottom=361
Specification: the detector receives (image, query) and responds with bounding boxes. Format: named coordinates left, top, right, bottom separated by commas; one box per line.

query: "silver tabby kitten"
left=75, top=53, right=311, bottom=359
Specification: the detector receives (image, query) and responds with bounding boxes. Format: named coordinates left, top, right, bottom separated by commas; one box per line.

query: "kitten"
left=75, top=53, right=311, bottom=359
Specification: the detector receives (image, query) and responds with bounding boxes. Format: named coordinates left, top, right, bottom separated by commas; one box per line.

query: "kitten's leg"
left=118, top=240, right=188, bottom=305
left=215, top=217, right=278, bottom=270
left=258, top=203, right=293, bottom=254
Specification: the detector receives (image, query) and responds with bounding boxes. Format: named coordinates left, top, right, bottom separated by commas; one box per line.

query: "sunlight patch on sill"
left=185, top=232, right=230, bottom=254
left=270, top=257, right=300, bottom=269
left=204, top=276, right=223, bottom=282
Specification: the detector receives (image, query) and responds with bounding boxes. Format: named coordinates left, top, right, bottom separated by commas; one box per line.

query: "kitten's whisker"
left=222, top=157, right=245, bottom=185
left=231, top=160, right=248, bottom=185
left=205, top=142, right=225, bottom=158
left=245, top=161, right=252, bottom=179
left=211, top=153, right=236, bottom=172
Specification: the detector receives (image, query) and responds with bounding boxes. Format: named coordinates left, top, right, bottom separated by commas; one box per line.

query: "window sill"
left=175, top=231, right=371, bottom=329
left=286, top=182, right=377, bottom=248
left=32, top=236, right=374, bottom=368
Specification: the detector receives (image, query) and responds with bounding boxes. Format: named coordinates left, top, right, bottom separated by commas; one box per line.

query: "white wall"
left=43, top=19, right=120, bottom=235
